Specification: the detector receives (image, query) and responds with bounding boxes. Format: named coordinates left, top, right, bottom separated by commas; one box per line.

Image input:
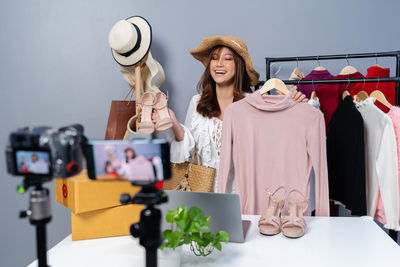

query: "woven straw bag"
left=163, top=147, right=215, bottom=192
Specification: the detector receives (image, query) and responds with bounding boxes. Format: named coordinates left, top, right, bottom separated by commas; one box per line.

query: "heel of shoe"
left=281, top=189, right=309, bottom=238
left=258, top=186, right=286, bottom=236
left=154, top=92, right=173, bottom=131
left=138, top=92, right=155, bottom=134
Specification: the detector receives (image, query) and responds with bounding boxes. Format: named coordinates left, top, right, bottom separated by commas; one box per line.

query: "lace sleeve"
left=167, top=95, right=198, bottom=163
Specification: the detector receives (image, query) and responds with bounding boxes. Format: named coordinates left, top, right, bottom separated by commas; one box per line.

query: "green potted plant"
left=158, top=205, right=229, bottom=266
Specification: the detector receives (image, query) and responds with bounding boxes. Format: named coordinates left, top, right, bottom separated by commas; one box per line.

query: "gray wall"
left=1, top=0, right=400, bottom=266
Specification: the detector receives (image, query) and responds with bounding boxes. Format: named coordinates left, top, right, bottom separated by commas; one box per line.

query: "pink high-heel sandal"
left=258, top=186, right=286, bottom=236
left=153, top=92, right=173, bottom=131
left=138, top=92, right=155, bottom=134
left=281, top=189, right=309, bottom=238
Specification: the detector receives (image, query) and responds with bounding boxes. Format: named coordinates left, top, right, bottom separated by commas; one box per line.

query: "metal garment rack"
left=261, top=51, right=400, bottom=106
left=263, top=51, right=400, bottom=243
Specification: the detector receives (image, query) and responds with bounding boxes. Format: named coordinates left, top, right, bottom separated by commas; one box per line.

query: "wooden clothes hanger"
left=291, top=67, right=304, bottom=91
left=259, top=78, right=289, bottom=95
left=314, top=66, right=326, bottom=71
left=313, top=56, right=326, bottom=71
left=370, top=78, right=393, bottom=109
left=356, top=91, right=369, bottom=101
left=340, top=65, right=358, bottom=75
left=356, top=78, right=368, bottom=102
left=290, top=59, right=304, bottom=91
left=340, top=55, right=358, bottom=75
left=310, top=80, right=317, bottom=99
left=342, top=79, right=351, bottom=100
left=310, top=91, right=317, bottom=99
left=370, top=90, right=393, bottom=109
left=293, top=58, right=304, bottom=78
left=293, top=67, right=304, bottom=78
left=342, top=90, right=350, bottom=100
left=355, top=54, right=385, bottom=102
left=373, top=53, right=382, bottom=68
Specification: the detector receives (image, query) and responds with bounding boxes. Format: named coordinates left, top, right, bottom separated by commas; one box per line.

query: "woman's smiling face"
left=209, top=46, right=236, bottom=87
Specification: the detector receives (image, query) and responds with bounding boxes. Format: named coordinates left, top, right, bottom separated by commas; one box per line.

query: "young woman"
left=108, top=147, right=136, bottom=179
left=155, top=35, right=306, bottom=192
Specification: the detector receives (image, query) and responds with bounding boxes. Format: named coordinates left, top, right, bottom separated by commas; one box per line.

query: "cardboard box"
left=55, top=170, right=144, bottom=240
left=55, top=170, right=141, bottom=214
left=71, top=204, right=143, bottom=241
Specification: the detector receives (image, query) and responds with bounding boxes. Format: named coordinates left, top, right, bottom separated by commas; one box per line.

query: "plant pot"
left=158, top=246, right=182, bottom=267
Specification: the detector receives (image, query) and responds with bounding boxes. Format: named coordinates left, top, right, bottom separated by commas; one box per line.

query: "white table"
left=28, top=215, right=400, bottom=267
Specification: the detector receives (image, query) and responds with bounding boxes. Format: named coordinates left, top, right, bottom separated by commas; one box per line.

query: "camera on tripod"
left=6, top=124, right=87, bottom=185
left=6, top=124, right=171, bottom=267
left=4, top=124, right=89, bottom=267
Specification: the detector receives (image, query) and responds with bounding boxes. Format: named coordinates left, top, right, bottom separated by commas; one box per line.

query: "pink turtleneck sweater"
left=218, top=91, right=330, bottom=216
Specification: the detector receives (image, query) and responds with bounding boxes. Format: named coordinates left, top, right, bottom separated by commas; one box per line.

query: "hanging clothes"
left=287, top=68, right=321, bottom=110
left=350, top=65, right=396, bottom=113
left=316, top=72, right=364, bottom=131
left=218, top=91, right=330, bottom=216
left=375, top=106, right=400, bottom=225
left=326, top=95, right=366, bottom=215
left=297, top=70, right=334, bottom=99
left=354, top=97, right=399, bottom=230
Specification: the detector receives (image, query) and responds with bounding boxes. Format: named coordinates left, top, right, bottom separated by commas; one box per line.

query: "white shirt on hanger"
left=355, top=97, right=400, bottom=230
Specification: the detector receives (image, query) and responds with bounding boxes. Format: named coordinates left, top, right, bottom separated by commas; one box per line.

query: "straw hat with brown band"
left=190, top=35, right=260, bottom=86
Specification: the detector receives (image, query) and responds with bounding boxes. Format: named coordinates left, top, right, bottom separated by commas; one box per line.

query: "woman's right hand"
left=152, top=107, right=177, bottom=123
left=152, top=108, right=185, bottom=141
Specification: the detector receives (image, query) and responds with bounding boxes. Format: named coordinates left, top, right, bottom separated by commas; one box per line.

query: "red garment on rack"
left=316, top=72, right=364, bottom=132
left=350, top=66, right=396, bottom=113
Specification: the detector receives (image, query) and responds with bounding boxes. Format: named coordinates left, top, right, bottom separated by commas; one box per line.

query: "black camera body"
left=6, top=124, right=86, bottom=181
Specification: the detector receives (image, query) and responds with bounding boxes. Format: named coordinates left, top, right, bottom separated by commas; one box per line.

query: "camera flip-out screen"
left=88, top=140, right=170, bottom=184
left=15, top=150, right=51, bottom=176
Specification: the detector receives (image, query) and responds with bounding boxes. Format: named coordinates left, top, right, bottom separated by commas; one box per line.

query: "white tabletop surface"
left=28, top=215, right=400, bottom=267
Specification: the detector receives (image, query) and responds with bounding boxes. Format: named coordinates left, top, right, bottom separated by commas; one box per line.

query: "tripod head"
left=18, top=176, right=52, bottom=267
left=120, top=184, right=168, bottom=206
left=120, top=184, right=168, bottom=267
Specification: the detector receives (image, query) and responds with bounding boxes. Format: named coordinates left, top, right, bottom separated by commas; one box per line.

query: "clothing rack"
left=260, top=51, right=400, bottom=106
left=262, top=51, right=400, bottom=243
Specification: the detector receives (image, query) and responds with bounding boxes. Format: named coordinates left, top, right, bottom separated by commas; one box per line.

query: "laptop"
left=158, top=190, right=250, bottom=243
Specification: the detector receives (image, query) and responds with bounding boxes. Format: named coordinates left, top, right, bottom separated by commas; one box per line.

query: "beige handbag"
left=163, top=147, right=216, bottom=192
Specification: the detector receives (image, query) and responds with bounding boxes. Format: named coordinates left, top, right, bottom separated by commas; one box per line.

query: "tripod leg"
left=36, top=223, right=49, bottom=267
left=146, top=248, right=157, bottom=267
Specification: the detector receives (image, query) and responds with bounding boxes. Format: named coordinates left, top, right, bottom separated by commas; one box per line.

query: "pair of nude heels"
left=138, top=92, right=173, bottom=133
left=258, top=186, right=309, bottom=238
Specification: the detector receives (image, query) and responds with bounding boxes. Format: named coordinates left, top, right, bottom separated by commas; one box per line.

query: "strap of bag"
left=174, top=145, right=201, bottom=191
left=190, top=146, right=201, bottom=165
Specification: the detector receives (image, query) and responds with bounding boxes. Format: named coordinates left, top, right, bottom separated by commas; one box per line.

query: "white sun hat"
left=108, top=16, right=152, bottom=67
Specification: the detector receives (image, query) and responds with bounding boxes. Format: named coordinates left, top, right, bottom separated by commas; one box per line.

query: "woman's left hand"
left=292, top=90, right=308, bottom=103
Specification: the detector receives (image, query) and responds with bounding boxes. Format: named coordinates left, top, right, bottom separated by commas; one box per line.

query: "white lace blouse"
left=167, top=94, right=233, bottom=192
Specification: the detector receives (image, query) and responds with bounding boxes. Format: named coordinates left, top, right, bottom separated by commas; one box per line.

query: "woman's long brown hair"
left=196, top=46, right=252, bottom=118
